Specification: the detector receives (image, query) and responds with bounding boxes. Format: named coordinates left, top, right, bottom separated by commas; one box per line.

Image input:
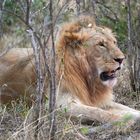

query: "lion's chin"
left=102, top=78, right=117, bottom=88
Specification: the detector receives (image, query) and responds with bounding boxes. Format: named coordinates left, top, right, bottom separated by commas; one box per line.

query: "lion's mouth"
left=100, top=67, right=120, bottom=81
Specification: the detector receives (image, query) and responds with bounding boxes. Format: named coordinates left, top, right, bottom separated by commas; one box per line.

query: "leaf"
left=64, top=107, right=68, bottom=113
left=113, top=113, right=133, bottom=127
left=80, top=127, right=89, bottom=135
left=122, top=113, right=133, bottom=123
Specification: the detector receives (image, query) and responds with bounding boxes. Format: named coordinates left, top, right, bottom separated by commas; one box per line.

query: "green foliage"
left=64, top=107, right=68, bottom=113
left=15, top=27, right=25, bottom=36
left=114, top=20, right=127, bottom=44
left=100, top=17, right=127, bottom=45
left=113, top=113, right=133, bottom=127
left=3, top=0, right=21, bottom=26
left=2, top=0, right=46, bottom=33
left=31, top=0, right=46, bottom=11
left=60, top=8, right=75, bottom=23
left=80, top=127, right=89, bottom=135
left=12, top=102, right=30, bottom=117
left=0, top=100, right=30, bottom=118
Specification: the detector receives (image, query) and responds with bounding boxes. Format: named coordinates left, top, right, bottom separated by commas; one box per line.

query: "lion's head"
left=86, top=25, right=125, bottom=88
left=56, top=16, right=125, bottom=107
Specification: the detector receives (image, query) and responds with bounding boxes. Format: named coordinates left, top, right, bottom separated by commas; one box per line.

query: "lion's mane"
left=56, top=16, right=116, bottom=107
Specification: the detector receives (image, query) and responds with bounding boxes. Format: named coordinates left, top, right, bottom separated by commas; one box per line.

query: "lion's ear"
left=57, top=15, right=96, bottom=50
left=63, top=31, right=83, bottom=48
left=62, top=28, right=90, bottom=49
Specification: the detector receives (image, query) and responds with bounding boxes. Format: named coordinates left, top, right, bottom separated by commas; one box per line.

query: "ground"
left=0, top=61, right=140, bottom=140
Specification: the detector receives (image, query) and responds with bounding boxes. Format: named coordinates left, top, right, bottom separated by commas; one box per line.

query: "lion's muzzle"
left=100, top=66, right=121, bottom=82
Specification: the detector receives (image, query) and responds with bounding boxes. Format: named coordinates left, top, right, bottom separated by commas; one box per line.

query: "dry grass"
left=114, top=60, right=140, bottom=110
left=0, top=92, right=140, bottom=140
left=0, top=101, right=89, bottom=140
left=0, top=75, right=140, bottom=140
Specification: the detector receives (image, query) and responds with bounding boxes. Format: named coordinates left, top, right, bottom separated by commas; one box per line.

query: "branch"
left=3, top=9, right=33, bottom=30
left=97, top=1, right=119, bottom=22
left=76, top=0, right=81, bottom=16
left=28, top=29, right=45, bottom=139
left=125, top=0, right=136, bottom=91
left=82, top=118, right=139, bottom=136
left=0, top=0, right=6, bottom=37
left=25, top=0, right=31, bottom=25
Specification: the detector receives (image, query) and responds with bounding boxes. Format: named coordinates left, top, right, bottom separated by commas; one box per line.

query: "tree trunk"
left=125, top=0, right=136, bottom=91
left=134, top=8, right=140, bottom=91
left=0, top=0, right=4, bottom=38
left=126, top=0, right=140, bottom=92
left=49, top=0, right=57, bottom=139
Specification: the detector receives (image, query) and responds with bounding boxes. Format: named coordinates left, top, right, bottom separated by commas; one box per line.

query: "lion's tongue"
left=108, top=78, right=117, bottom=87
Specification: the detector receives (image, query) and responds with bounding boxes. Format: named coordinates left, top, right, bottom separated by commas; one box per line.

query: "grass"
left=0, top=99, right=88, bottom=140
left=0, top=88, right=140, bottom=140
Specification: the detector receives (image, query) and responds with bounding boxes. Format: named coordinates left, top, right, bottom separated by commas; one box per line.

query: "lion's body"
left=0, top=48, right=35, bottom=103
left=0, top=16, right=140, bottom=123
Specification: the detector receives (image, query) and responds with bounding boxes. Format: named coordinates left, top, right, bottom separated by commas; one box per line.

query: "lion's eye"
left=98, top=42, right=107, bottom=50
left=114, top=40, right=117, bottom=44
left=99, top=42, right=104, bottom=46
left=99, top=42, right=107, bottom=51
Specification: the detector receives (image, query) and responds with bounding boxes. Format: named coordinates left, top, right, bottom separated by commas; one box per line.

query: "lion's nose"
left=114, top=58, right=124, bottom=64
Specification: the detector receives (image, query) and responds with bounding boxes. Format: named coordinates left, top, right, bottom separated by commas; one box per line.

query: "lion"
left=0, top=16, right=140, bottom=123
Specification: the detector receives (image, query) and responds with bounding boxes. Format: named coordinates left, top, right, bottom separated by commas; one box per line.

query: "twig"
left=3, top=9, right=33, bottom=30
left=97, top=1, right=119, bottom=22
left=0, top=105, right=6, bottom=125
left=91, top=0, right=97, bottom=22
left=75, top=132, right=88, bottom=140
left=0, top=44, right=14, bottom=58
left=8, top=108, right=61, bottom=140
left=76, top=0, right=80, bottom=16
left=25, top=0, right=31, bottom=25
left=0, top=0, right=6, bottom=37
left=28, top=29, right=45, bottom=139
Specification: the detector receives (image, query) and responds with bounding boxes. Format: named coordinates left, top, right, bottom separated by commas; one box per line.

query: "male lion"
left=0, top=16, right=140, bottom=123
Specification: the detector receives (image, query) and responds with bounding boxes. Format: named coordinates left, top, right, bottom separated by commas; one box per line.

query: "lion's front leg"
left=63, top=101, right=123, bottom=123
left=106, top=102, right=140, bottom=120
left=57, top=93, right=140, bottom=123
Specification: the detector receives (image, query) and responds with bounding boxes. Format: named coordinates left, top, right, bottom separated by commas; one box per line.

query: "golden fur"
left=0, top=16, right=140, bottom=123
left=0, top=48, right=35, bottom=103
